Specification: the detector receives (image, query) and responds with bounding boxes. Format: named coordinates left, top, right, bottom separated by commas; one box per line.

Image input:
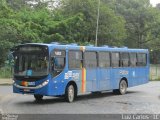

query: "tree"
left=112, top=0, right=160, bottom=49
left=57, top=0, right=126, bottom=46
left=0, top=0, right=18, bottom=66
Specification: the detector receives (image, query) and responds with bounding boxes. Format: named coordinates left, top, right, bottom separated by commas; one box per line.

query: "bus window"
left=111, top=52, right=120, bottom=68
left=99, top=52, right=110, bottom=68
left=137, top=53, right=147, bottom=66
left=51, top=50, right=66, bottom=76
left=14, top=54, right=48, bottom=77
left=84, top=52, right=97, bottom=68
left=54, top=57, right=65, bottom=70
left=121, top=53, right=129, bottom=67
left=130, top=53, right=137, bottom=67
left=69, top=51, right=82, bottom=69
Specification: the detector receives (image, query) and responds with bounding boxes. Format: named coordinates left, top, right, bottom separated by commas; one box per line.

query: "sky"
left=150, top=0, right=160, bottom=6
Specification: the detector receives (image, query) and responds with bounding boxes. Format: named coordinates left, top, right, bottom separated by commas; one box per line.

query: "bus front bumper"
left=13, top=80, right=50, bottom=95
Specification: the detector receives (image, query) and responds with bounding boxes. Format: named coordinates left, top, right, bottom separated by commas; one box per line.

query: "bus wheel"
left=65, top=84, right=75, bottom=103
left=34, top=94, right=43, bottom=101
left=119, top=80, right=127, bottom=95
left=113, top=80, right=127, bottom=95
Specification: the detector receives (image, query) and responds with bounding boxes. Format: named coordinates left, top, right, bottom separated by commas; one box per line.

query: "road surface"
left=0, top=81, right=160, bottom=115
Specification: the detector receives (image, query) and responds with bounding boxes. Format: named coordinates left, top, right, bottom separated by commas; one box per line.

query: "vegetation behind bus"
left=1, top=0, right=160, bottom=75
left=0, top=61, right=13, bottom=78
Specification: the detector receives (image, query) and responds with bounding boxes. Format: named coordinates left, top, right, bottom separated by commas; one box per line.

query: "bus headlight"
left=42, top=80, right=49, bottom=86
left=37, top=80, right=49, bottom=88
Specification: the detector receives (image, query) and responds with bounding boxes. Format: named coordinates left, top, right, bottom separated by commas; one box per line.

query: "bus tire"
left=65, top=84, right=75, bottom=103
left=113, top=80, right=127, bottom=95
left=34, top=94, right=43, bottom=101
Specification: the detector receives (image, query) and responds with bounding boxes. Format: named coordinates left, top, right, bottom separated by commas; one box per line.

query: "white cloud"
left=150, top=0, right=160, bottom=6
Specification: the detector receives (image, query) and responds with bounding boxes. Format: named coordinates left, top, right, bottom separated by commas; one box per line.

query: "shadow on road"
left=14, top=91, right=139, bottom=105
left=158, top=95, right=160, bottom=100
left=76, top=91, right=139, bottom=101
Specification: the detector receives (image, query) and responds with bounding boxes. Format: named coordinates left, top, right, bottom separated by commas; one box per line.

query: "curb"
left=0, top=83, right=12, bottom=86
left=0, top=79, right=12, bottom=86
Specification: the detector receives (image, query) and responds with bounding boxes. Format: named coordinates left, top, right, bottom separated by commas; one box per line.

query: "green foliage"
left=58, top=0, right=126, bottom=46
left=0, top=66, right=12, bottom=78
left=1, top=0, right=160, bottom=70
left=112, top=0, right=160, bottom=49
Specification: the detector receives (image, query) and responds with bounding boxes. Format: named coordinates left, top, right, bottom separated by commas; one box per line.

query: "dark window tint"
left=130, top=53, right=137, bottom=67
left=84, top=52, right=97, bottom=68
left=14, top=54, right=48, bottom=77
left=69, top=51, right=82, bottom=69
left=137, top=53, right=147, bottom=66
left=121, top=53, right=129, bottom=67
left=111, top=52, right=120, bottom=67
left=51, top=50, right=66, bottom=76
left=99, top=52, right=110, bottom=68
left=54, top=57, right=65, bottom=70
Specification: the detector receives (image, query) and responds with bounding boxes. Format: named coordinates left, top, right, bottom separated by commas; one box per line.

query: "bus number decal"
left=55, top=51, right=62, bottom=56
left=119, top=70, right=129, bottom=75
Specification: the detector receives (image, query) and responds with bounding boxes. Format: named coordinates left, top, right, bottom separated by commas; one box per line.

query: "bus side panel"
left=98, top=68, right=111, bottom=91
left=130, top=67, right=148, bottom=87
left=127, top=67, right=149, bottom=88
left=50, top=76, right=66, bottom=96
left=86, top=69, right=97, bottom=92
left=140, top=67, right=149, bottom=84
left=110, top=68, right=132, bottom=90
left=110, top=68, right=121, bottom=90
left=65, top=70, right=82, bottom=94
left=127, top=68, right=135, bottom=87
left=52, top=70, right=83, bottom=96
left=131, top=53, right=149, bottom=87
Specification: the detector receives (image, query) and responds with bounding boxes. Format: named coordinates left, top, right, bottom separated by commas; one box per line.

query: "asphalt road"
left=0, top=81, right=160, bottom=115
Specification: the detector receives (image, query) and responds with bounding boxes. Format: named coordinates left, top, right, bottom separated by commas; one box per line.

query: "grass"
left=0, top=67, right=12, bottom=78
left=150, top=64, right=160, bottom=81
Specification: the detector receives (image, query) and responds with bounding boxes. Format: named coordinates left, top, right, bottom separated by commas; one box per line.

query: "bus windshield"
left=13, top=45, right=49, bottom=77
left=14, top=54, right=48, bottom=77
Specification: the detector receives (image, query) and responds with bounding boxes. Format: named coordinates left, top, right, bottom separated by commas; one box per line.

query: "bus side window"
left=130, top=53, right=137, bottom=67
left=137, top=53, right=147, bottom=66
left=121, top=52, right=129, bottom=67
left=84, top=51, right=97, bottom=68
left=54, top=57, right=65, bottom=70
left=99, top=52, right=110, bottom=68
left=111, top=52, right=120, bottom=68
left=51, top=50, right=66, bottom=76
left=51, top=57, right=54, bottom=71
left=69, top=51, right=82, bottom=69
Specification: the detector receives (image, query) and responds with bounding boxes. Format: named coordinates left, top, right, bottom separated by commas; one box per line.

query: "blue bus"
left=12, top=43, right=149, bottom=102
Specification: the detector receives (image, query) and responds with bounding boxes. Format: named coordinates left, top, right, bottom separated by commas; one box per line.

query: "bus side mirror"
left=51, top=58, right=54, bottom=71
left=8, top=52, right=14, bottom=66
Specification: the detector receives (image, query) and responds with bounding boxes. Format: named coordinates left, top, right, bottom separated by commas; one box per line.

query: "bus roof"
left=22, top=43, right=148, bottom=53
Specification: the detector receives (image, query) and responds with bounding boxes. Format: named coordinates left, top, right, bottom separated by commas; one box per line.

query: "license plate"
left=23, top=89, right=30, bottom=92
